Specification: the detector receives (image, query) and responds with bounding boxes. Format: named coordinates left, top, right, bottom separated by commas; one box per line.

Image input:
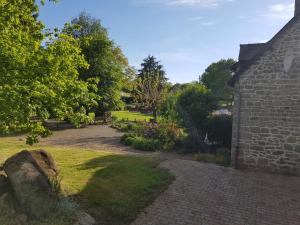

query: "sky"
left=39, top=0, right=295, bottom=83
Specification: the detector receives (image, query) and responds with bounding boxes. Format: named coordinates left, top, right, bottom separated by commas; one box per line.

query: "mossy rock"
left=3, top=150, right=61, bottom=219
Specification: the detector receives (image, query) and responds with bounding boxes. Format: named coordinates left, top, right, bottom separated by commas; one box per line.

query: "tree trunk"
left=153, top=107, right=157, bottom=122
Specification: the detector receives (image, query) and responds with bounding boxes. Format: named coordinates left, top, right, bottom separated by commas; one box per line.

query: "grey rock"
left=74, top=212, right=96, bottom=225
left=3, top=150, right=61, bottom=219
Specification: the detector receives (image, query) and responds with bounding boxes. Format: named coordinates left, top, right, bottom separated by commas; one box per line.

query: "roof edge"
left=229, top=14, right=300, bottom=87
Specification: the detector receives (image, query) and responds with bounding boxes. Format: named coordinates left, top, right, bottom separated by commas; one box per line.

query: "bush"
left=132, top=137, right=161, bottom=151
left=136, top=120, right=184, bottom=151
left=157, top=120, right=185, bottom=150
left=121, top=134, right=160, bottom=151
left=161, top=83, right=217, bottom=148
left=207, top=115, right=232, bottom=148
left=121, top=133, right=136, bottom=145
left=119, top=119, right=185, bottom=151
left=111, top=120, right=140, bottom=132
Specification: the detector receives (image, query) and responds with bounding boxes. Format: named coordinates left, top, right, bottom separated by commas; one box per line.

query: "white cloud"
left=263, top=3, right=294, bottom=20
left=136, top=0, right=235, bottom=8
left=187, top=17, right=216, bottom=25
left=188, top=16, right=203, bottom=21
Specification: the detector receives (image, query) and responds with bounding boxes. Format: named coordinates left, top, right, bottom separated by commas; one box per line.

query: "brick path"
left=132, top=159, right=300, bottom=225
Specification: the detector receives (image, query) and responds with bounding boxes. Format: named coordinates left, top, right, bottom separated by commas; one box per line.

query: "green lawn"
left=0, top=137, right=173, bottom=225
left=112, top=111, right=152, bottom=122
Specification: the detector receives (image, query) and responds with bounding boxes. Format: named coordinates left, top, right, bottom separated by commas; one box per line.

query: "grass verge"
left=112, top=111, right=152, bottom=122
left=0, top=137, right=173, bottom=225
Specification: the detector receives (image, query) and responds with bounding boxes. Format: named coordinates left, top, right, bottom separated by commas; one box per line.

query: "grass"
left=112, top=111, right=152, bottom=122
left=0, top=137, right=173, bottom=225
left=194, top=151, right=231, bottom=167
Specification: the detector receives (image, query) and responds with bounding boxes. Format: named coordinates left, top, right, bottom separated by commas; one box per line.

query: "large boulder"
left=3, top=150, right=61, bottom=219
left=0, top=175, right=10, bottom=196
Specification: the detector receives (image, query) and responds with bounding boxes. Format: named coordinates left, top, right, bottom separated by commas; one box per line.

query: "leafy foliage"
left=66, top=12, right=129, bottom=115
left=0, top=0, right=96, bottom=143
left=134, top=56, right=169, bottom=119
left=121, top=135, right=161, bottom=151
left=120, top=120, right=184, bottom=151
left=168, top=83, right=217, bottom=144
left=200, top=59, right=236, bottom=106
left=160, top=89, right=183, bottom=124
left=138, top=55, right=167, bottom=81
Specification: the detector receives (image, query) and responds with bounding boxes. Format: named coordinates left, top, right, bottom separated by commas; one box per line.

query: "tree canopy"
left=138, top=55, right=167, bottom=82
left=134, top=56, right=169, bottom=119
left=66, top=12, right=129, bottom=115
left=200, top=59, right=236, bottom=106
left=0, top=0, right=96, bottom=143
left=161, top=83, right=217, bottom=144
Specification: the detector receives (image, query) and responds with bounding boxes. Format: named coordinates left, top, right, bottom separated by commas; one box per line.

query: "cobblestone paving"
left=132, top=159, right=300, bottom=225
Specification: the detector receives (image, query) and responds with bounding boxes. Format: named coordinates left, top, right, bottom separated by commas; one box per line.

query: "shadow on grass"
left=73, top=155, right=173, bottom=225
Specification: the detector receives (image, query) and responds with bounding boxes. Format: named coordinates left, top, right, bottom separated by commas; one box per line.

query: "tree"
left=138, top=55, right=167, bottom=82
left=135, top=72, right=168, bottom=120
left=162, top=83, right=217, bottom=144
left=0, top=0, right=96, bottom=144
left=134, top=56, right=168, bottom=119
left=200, top=59, right=236, bottom=106
left=66, top=12, right=129, bottom=116
left=160, top=88, right=183, bottom=123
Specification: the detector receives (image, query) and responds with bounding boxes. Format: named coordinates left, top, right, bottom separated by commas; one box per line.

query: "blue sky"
left=39, top=0, right=294, bottom=83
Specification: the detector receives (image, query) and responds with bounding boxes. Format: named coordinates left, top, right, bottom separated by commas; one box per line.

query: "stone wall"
left=231, top=18, right=300, bottom=175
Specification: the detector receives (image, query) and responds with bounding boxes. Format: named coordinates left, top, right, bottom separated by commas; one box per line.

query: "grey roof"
left=238, top=43, right=267, bottom=61
left=229, top=13, right=300, bottom=87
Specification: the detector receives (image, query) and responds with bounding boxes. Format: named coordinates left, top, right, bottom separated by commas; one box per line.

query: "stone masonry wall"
left=231, top=19, right=300, bottom=175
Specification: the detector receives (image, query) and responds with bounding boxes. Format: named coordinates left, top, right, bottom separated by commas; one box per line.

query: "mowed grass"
left=112, top=111, right=152, bottom=122
left=0, top=137, right=173, bottom=225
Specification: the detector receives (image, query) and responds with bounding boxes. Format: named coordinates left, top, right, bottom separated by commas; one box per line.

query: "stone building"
left=229, top=0, right=300, bottom=175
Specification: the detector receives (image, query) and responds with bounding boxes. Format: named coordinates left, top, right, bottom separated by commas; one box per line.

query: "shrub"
left=207, top=115, right=232, bottom=148
left=121, top=134, right=160, bottom=151
left=161, top=83, right=217, bottom=148
left=119, top=119, right=185, bottom=151
left=136, top=120, right=185, bottom=151
left=132, top=137, right=161, bottom=151
left=111, top=120, right=140, bottom=132
left=156, top=120, right=185, bottom=150
left=121, top=133, right=136, bottom=145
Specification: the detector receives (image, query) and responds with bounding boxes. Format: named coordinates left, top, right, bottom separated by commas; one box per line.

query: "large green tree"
left=161, top=83, right=217, bottom=144
left=200, top=59, right=236, bottom=106
left=0, top=0, right=96, bottom=143
left=66, top=12, right=129, bottom=116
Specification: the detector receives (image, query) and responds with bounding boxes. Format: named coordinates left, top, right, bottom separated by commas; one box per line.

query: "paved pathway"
left=36, top=125, right=300, bottom=225
left=132, top=159, right=300, bottom=225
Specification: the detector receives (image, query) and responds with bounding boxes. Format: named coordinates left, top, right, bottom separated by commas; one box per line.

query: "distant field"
left=112, top=111, right=152, bottom=122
